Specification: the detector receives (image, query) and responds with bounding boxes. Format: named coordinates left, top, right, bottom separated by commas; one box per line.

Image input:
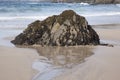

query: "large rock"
left=11, top=10, right=100, bottom=46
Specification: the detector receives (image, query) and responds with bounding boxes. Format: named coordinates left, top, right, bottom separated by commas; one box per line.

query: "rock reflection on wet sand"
left=34, top=46, right=94, bottom=68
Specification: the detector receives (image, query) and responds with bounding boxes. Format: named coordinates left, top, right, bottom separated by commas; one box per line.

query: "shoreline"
left=92, top=23, right=120, bottom=29
left=0, top=23, right=120, bottom=80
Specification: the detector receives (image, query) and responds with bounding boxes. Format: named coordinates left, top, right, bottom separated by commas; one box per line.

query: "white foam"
left=0, top=11, right=120, bottom=21
left=0, top=16, right=48, bottom=20
left=82, top=12, right=120, bottom=17
left=80, top=2, right=89, bottom=6
left=116, top=4, right=120, bottom=7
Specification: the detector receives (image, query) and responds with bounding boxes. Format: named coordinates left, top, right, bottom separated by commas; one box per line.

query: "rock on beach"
left=11, top=10, right=100, bottom=46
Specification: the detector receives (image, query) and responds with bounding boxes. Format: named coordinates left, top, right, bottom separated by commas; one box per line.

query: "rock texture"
left=11, top=10, right=100, bottom=46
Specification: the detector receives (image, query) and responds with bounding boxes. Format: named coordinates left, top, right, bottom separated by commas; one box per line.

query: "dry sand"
left=53, top=25, right=120, bottom=80
left=96, top=29, right=120, bottom=41
left=0, top=46, right=39, bottom=80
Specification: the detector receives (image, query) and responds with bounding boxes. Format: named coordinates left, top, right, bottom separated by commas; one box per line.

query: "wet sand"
left=53, top=24, right=120, bottom=80
left=34, top=46, right=94, bottom=68
left=54, top=46, right=120, bottom=80
left=0, top=46, right=39, bottom=80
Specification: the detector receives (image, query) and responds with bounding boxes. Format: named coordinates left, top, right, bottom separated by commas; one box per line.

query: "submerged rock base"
left=11, top=10, right=100, bottom=46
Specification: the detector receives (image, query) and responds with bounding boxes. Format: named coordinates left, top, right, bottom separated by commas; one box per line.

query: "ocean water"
left=0, top=2, right=120, bottom=17
left=0, top=2, right=120, bottom=26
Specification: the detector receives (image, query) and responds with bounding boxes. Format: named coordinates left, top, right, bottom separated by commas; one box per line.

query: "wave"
left=0, top=16, right=48, bottom=20
left=80, top=2, right=90, bottom=6
left=65, top=2, right=89, bottom=7
left=82, top=12, right=120, bottom=17
left=0, top=11, right=120, bottom=21
left=116, top=4, right=120, bottom=7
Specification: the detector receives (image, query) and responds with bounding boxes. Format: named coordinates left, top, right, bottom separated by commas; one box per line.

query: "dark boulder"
left=11, top=10, right=100, bottom=46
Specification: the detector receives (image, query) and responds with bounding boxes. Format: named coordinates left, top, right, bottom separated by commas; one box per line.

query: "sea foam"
left=83, top=12, right=120, bottom=17
left=0, top=11, right=120, bottom=21
left=116, top=4, right=120, bottom=7
left=0, top=16, right=48, bottom=20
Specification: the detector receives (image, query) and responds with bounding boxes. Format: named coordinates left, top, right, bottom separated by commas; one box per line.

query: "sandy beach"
left=95, top=24, right=120, bottom=41
left=53, top=25, right=120, bottom=80
left=0, top=24, right=120, bottom=80
left=0, top=46, right=39, bottom=80
left=0, top=21, right=120, bottom=80
left=54, top=46, right=120, bottom=80
left=0, top=2, right=120, bottom=80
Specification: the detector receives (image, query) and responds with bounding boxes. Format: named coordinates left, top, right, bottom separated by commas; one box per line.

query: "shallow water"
left=0, top=29, right=22, bottom=47
left=32, top=46, right=95, bottom=80
left=35, top=46, right=94, bottom=68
